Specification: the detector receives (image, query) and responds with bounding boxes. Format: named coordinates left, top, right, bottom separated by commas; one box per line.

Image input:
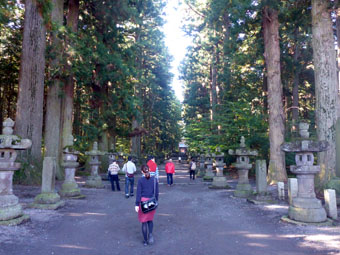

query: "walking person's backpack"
left=191, top=162, right=196, bottom=171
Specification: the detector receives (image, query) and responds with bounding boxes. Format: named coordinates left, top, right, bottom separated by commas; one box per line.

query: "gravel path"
left=0, top=161, right=339, bottom=255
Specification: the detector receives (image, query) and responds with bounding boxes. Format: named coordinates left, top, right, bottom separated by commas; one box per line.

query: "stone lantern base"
left=85, top=175, right=104, bottom=188
left=234, top=183, right=253, bottom=198
left=60, top=182, right=84, bottom=199
left=288, top=197, right=327, bottom=223
left=197, top=169, right=205, bottom=178
left=31, top=192, right=65, bottom=210
left=210, top=176, right=230, bottom=189
left=0, top=195, right=29, bottom=226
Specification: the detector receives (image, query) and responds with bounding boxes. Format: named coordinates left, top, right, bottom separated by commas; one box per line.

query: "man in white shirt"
left=122, top=156, right=136, bottom=198
left=108, top=159, right=120, bottom=191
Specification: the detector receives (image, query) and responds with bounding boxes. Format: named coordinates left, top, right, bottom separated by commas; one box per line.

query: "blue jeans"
left=109, top=174, right=120, bottom=191
left=125, top=177, right=134, bottom=196
left=167, top=173, right=173, bottom=185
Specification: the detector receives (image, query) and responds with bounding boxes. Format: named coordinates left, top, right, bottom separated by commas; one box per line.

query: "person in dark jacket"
left=189, top=158, right=197, bottom=180
left=135, top=165, right=159, bottom=246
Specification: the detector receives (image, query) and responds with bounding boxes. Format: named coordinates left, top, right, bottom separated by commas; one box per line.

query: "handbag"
left=141, top=178, right=158, bottom=213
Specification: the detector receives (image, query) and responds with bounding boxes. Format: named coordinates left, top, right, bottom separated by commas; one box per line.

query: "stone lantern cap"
left=281, top=122, right=328, bottom=153
left=228, top=136, right=258, bottom=157
left=281, top=140, right=328, bottom=153
left=0, top=118, right=32, bottom=150
left=214, top=147, right=224, bottom=157
left=85, top=141, right=105, bottom=156
left=63, top=135, right=79, bottom=154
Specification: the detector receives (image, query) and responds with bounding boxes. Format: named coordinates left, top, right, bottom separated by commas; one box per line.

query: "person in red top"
left=165, top=158, right=175, bottom=186
left=147, top=156, right=159, bottom=180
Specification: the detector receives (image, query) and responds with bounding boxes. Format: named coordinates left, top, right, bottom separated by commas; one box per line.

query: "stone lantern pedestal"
left=60, top=148, right=84, bottom=198
left=203, top=153, right=214, bottom=181
left=229, top=137, right=258, bottom=198
left=281, top=123, right=328, bottom=223
left=0, top=118, right=31, bottom=225
left=85, top=142, right=105, bottom=188
left=211, top=148, right=229, bottom=189
left=197, top=154, right=205, bottom=178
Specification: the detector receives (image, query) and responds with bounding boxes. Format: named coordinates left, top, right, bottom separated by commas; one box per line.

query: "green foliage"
left=181, top=0, right=315, bottom=167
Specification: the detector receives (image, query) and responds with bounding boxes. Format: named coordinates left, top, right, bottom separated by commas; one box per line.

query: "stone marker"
left=324, top=189, right=338, bottom=220
left=32, top=157, right=65, bottom=209
left=254, top=160, right=271, bottom=200
left=0, top=118, right=31, bottom=225
left=85, top=142, right=105, bottom=188
left=288, top=178, right=298, bottom=205
left=281, top=122, right=328, bottom=223
left=278, top=182, right=285, bottom=200
left=256, top=160, right=267, bottom=194
left=229, top=136, right=258, bottom=198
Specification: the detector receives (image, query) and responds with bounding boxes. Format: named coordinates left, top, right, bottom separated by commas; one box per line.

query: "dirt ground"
left=0, top=161, right=340, bottom=255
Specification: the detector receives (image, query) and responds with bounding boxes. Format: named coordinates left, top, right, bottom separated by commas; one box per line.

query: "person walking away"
left=122, top=156, right=136, bottom=198
left=147, top=156, right=159, bottom=180
left=108, top=159, right=120, bottom=191
left=165, top=158, right=175, bottom=186
left=189, top=159, right=196, bottom=180
left=135, top=165, right=159, bottom=246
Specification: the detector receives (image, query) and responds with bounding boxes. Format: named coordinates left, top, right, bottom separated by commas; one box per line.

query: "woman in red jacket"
left=165, top=158, right=175, bottom=186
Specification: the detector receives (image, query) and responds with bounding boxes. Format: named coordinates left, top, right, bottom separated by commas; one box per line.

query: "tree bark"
left=15, top=0, right=46, bottom=162
left=335, top=1, right=340, bottom=119
left=263, top=6, right=287, bottom=183
left=61, top=0, right=79, bottom=150
left=210, top=46, right=218, bottom=123
left=131, top=117, right=141, bottom=158
left=44, top=0, right=64, bottom=179
left=292, top=28, right=301, bottom=123
left=312, top=0, right=338, bottom=187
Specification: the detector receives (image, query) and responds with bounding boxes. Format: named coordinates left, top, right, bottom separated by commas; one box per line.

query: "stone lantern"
left=107, top=152, right=118, bottom=165
left=198, top=152, right=206, bottom=178
left=229, top=136, right=258, bottom=197
left=0, top=118, right=31, bottom=225
left=211, top=147, right=229, bottom=189
left=85, top=142, right=105, bottom=188
left=117, top=146, right=124, bottom=169
left=281, top=122, right=328, bottom=223
left=59, top=135, right=84, bottom=198
left=203, top=149, right=214, bottom=181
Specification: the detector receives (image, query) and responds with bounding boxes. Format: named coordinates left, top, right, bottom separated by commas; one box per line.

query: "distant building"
left=178, top=140, right=188, bottom=155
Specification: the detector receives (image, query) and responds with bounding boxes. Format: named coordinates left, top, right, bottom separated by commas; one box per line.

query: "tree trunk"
left=292, top=28, right=301, bottom=123
left=312, top=0, right=338, bottom=187
left=44, top=0, right=64, bottom=179
left=131, top=117, right=141, bottom=158
left=335, top=1, right=340, bottom=119
left=61, top=0, right=79, bottom=150
left=263, top=6, right=287, bottom=183
left=210, top=46, right=218, bottom=124
left=15, top=0, right=46, bottom=162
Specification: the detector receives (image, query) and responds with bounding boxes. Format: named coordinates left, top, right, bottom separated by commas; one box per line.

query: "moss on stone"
left=31, top=200, right=65, bottom=210
left=209, top=185, right=231, bottom=189
left=203, top=176, right=213, bottom=181
left=0, top=214, right=30, bottom=226
left=34, top=192, right=60, bottom=204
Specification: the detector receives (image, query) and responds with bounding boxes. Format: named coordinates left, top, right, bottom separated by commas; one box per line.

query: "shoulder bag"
left=141, top=178, right=158, bottom=213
